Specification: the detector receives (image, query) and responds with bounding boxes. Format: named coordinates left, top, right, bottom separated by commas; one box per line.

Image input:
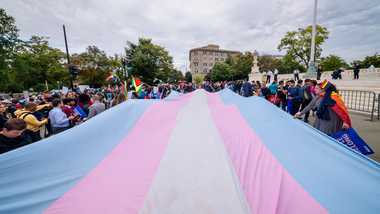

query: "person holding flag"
left=132, top=76, right=146, bottom=99
left=295, top=80, right=351, bottom=135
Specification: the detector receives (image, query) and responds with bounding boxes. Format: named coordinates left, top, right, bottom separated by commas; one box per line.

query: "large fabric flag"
left=0, top=89, right=379, bottom=214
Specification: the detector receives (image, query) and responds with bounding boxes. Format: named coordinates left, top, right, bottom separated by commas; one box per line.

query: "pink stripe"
left=45, top=96, right=190, bottom=214
left=207, top=93, right=327, bottom=214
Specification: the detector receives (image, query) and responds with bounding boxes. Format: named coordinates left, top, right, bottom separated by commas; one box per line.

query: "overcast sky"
left=3, top=0, right=380, bottom=71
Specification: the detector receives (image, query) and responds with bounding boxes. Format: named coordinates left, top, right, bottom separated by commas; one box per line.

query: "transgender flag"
left=0, top=89, right=379, bottom=214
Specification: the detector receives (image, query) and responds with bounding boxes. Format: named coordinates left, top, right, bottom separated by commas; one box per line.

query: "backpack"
left=18, top=112, right=33, bottom=120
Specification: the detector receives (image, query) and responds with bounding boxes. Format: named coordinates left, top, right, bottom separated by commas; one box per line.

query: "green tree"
left=278, top=54, right=305, bottom=74
left=166, top=69, right=184, bottom=83
left=320, top=55, right=348, bottom=71
left=0, top=8, right=20, bottom=91
left=210, top=62, right=234, bottom=82
left=221, top=52, right=252, bottom=80
left=0, top=9, right=69, bottom=92
left=125, top=38, right=178, bottom=84
left=72, top=46, right=112, bottom=88
left=109, top=54, right=124, bottom=81
left=193, top=74, right=204, bottom=86
left=278, top=25, right=329, bottom=69
left=185, top=71, right=192, bottom=82
left=258, top=55, right=281, bottom=72
left=353, top=54, right=380, bottom=68
left=9, top=36, right=68, bottom=92
left=232, top=52, right=253, bottom=80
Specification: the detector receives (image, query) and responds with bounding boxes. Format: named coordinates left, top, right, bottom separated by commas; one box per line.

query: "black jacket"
left=0, top=133, right=32, bottom=155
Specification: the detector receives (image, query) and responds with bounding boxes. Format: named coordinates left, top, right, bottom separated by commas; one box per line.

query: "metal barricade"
left=339, top=90, right=378, bottom=121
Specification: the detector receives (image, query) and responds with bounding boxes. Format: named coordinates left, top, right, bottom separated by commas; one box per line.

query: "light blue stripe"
left=0, top=100, right=153, bottom=214
left=218, top=89, right=380, bottom=214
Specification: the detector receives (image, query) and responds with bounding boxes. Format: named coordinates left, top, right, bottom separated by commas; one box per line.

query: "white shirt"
left=274, top=69, right=279, bottom=75
left=49, top=107, right=70, bottom=128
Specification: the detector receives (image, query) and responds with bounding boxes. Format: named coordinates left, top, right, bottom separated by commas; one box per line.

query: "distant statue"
left=369, top=65, right=375, bottom=72
left=251, top=51, right=260, bottom=74
left=249, top=50, right=260, bottom=81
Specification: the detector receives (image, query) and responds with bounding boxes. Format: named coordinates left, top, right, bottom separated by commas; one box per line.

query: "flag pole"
left=305, top=0, right=318, bottom=79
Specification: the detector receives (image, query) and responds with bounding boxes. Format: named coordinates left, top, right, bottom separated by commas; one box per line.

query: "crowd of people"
left=0, top=81, right=199, bottom=154
left=1, top=75, right=352, bottom=155
left=200, top=77, right=351, bottom=136
left=0, top=87, right=125, bottom=154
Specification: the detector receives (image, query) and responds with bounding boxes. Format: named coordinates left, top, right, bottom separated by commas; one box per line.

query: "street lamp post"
left=305, top=0, right=318, bottom=78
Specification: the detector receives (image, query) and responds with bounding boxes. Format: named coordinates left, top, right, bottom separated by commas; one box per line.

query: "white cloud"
left=2, top=0, right=380, bottom=71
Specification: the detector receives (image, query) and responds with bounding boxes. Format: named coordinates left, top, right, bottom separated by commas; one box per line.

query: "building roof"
left=189, top=44, right=241, bottom=54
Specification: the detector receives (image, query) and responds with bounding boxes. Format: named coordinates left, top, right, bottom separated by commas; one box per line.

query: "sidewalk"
left=350, top=112, right=380, bottom=162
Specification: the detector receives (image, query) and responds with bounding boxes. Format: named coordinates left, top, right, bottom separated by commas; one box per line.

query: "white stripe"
left=140, top=90, right=249, bottom=214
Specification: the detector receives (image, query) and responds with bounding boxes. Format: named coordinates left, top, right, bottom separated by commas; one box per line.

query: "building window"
left=194, top=62, right=199, bottom=66
left=203, top=63, right=208, bottom=66
left=203, top=68, right=208, bottom=73
left=195, top=70, right=198, bottom=73
left=203, top=51, right=207, bottom=55
left=209, top=63, right=213, bottom=66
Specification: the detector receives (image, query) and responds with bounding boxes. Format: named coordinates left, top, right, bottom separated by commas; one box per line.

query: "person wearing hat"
left=295, top=80, right=351, bottom=135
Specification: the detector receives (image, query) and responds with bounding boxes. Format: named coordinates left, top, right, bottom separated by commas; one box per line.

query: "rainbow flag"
left=331, top=92, right=352, bottom=127
left=0, top=89, right=379, bottom=214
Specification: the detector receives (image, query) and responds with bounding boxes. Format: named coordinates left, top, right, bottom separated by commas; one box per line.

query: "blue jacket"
left=288, top=87, right=303, bottom=102
left=268, top=83, right=278, bottom=95
left=242, top=82, right=253, bottom=97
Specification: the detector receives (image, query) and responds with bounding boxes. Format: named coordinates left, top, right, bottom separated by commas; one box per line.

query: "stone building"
left=189, top=44, right=241, bottom=75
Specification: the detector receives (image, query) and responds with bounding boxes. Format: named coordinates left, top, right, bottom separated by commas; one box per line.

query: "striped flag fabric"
left=0, top=89, right=379, bottom=214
